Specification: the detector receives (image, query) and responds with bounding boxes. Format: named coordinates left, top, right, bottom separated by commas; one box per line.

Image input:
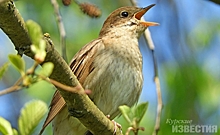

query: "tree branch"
left=0, top=0, right=122, bottom=135
left=209, top=0, right=220, bottom=5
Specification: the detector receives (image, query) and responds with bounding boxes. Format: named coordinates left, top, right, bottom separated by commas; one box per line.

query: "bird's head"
left=99, top=4, right=159, bottom=37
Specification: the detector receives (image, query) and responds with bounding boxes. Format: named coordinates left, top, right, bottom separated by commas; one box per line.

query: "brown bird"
left=40, top=4, right=158, bottom=135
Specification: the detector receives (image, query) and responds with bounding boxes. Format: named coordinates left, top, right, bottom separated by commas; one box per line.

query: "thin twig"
left=0, top=85, right=22, bottom=95
left=153, top=77, right=162, bottom=135
left=38, top=74, right=86, bottom=94
left=50, top=0, right=67, bottom=61
left=130, top=1, right=163, bottom=135
left=144, top=27, right=162, bottom=135
left=0, top=77, right=23, bottom=96
left=27, top=61, right=39, bottom=74
left=143, top=28, right=155, bottom=50
left=126, top=127, right=134, bottom=135
left=0, top=69, right=87, bottom=96
left=130, top=0, right=137, bottom=6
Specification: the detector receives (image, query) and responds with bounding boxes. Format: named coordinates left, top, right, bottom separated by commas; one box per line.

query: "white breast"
left=83, top=37, right=143, bottom=119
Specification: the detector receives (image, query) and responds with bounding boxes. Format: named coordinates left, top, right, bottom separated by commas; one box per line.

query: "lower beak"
left=135, top=4, right=159, bottom=27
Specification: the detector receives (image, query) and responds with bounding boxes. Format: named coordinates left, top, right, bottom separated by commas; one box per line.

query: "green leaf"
left=38, top=62, right=54, bottom=77
left=0, top=62, right=9, bottom=80
left=18, top=100, right=48, bottom=135
left=8, top=54, right=25, bottom=76
left=26, top=20, right=46, bottom=63
left=134, top=102, right=148, bottom=124
left=119, top=105, right=132, bottom=124
left=0, top=117, right=14, bottom=135
left=26, top=20, right=43, bottom=46
left=12, top=128, right=18, bottom=135
left=30, top=39, right=46, bottom=63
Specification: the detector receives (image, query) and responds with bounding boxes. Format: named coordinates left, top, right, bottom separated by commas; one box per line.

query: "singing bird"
left=40, top=4, right=158, bottom=135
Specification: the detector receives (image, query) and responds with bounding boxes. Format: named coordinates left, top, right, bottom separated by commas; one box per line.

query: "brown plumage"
left=40, top=4, right=158, bottom=135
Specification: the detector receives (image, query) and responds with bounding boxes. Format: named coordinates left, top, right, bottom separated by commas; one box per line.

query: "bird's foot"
left=106, top=115, right=122, bottom=135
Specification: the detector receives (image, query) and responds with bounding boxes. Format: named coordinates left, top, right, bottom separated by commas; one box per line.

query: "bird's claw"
left=106, top=115, right=122, bottom=135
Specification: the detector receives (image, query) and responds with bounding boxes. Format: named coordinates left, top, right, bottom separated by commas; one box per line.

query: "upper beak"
left=134, top=4, right=159, bottom=27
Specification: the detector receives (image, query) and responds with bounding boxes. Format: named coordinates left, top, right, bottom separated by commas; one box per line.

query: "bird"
left=39, top=4, right=158, bottom=135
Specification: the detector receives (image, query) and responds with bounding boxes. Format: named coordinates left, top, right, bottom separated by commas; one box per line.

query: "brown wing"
left=39, top=39, right=104, bottom=134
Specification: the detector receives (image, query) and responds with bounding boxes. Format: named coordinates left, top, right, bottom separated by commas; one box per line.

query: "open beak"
left=134, top=4, right=159, bottom=27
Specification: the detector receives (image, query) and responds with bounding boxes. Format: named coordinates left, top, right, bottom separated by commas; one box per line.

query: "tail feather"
left=39, top=91, right=66, bottom=135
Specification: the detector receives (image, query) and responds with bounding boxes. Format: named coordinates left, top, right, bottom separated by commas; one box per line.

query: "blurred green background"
left=0, top=0, right=220, bottom=135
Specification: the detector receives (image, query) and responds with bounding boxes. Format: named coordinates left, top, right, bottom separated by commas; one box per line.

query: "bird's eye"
left=120, top=11, right=129, bottom=18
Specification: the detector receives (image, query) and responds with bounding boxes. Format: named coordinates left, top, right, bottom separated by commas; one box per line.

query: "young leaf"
left=26, top=20, right=43, bottom=46
left=134, top=102, right=148, bottom=124
left=0, top=62, right=9, bottom=80
left=38, top=62, right=54, bottom=77
left=26, top=20, right=46, bottom=63
left=18, top=100, right=48, bottom=135
left=31, top=39, right=46, bottom=63
left=12, top=128, right=18, bottom=135
left=0, top=117, right=14, bottom=135
left=119, top=105, right=132, bottom=124
left=8, top=54, right=25, bottom=76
